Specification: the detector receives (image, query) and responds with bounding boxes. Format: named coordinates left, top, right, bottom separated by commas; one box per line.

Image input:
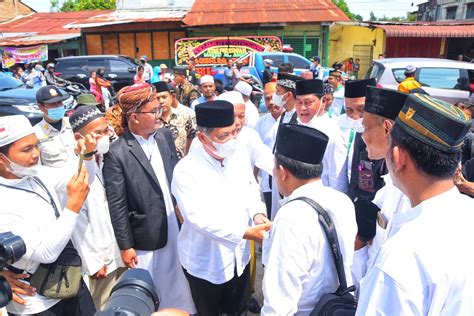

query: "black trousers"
left=9, top=279, right=96, bottom=316
left=183, top=264, right=251, bottom=316
left=263, top=191, right=272, bottom=219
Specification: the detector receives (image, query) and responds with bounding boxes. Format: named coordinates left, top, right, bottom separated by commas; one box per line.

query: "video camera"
left=96, top=268, right=160, bottom=316
left=0, top=231, right=27, bottom=308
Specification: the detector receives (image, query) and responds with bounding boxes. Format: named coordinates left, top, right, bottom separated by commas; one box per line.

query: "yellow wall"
left=329, top=25, right=385, bottom=76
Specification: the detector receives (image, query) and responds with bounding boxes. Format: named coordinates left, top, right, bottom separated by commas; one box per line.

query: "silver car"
left=365, top=58, right=474, bottom=104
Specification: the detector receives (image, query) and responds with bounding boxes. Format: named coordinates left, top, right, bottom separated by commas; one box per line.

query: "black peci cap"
left=344, top=78, right=376, bottom=98
left=196, top=100, right=235, bottom=128
left=364, top=87, right=408, bottom=120
left=295, top=79, right=324, bottom=96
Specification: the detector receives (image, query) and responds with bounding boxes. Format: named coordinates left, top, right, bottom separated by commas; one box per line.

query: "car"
left=54, top=55, right=138, bottom=92
left=365, top=58, right=474, bottom=103
left=0, top=73, right=43, bottom=124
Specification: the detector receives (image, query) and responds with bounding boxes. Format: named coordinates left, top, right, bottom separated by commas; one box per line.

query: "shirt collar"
left=130, top=131, right=157, bottom=144
left=280, top=180, right=323, bottom=206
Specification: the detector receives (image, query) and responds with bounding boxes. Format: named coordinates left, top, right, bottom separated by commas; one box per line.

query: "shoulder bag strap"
left=291, top=196, right=348, bottom=293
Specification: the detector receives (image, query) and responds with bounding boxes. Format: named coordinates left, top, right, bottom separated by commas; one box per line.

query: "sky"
left=24, top=0, right=427, bottom=20
left=345, top=0, right=426, bottom=20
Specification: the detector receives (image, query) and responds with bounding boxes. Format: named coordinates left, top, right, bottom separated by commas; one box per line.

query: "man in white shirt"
left=357, top=94, right=474, bottom=314
left=190, top=75, right=216, bottom=110
left=234, top=81, right=260, bottom=129
left=171, top=100, right=271, bottom=315
left=68, top=106, right=126, bottom=310
left=103, top=83, right=195, bottom=313
left=351, top=86, right=409, bottom=289
left=255, top=82, right=284, bottom=216
left=0, top=115, right=93, bottom=315
left=262, top=123, right=356, bottom=315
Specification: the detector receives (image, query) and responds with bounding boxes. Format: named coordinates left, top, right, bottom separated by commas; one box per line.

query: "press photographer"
left=0, top=115, right=95, bottom=315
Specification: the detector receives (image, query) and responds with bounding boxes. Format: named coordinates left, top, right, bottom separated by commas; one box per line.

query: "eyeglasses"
left=135, top=106, right=163, bottom=118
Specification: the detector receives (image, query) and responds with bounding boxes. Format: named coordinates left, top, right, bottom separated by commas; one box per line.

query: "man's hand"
left=91, top=265, right=107, bottom=279
left=66, top=166, right=90, bottom=213
left=1, top=270, right=36, bottom=305
left=253, top=213, right=270, bottom=225
left=455, top=173, right=474, bottom=196
left=74, top=132, right=99, bottom=160
left=121, top=248, right=138, bottom=268
left=244, top=223, right=272, bottom=243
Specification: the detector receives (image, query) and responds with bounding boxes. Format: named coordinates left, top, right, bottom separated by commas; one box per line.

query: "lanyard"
left=0, top=177, right=60, bottom=218
left=347, top=129, right=356, bottom=156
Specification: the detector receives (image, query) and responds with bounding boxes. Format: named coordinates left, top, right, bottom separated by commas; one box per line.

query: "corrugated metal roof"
left=376, top=23, right=474, bottom=38
left=64, top=9, right=187, bottom=29
left=183, top=0, right=349, bottom=26
left=0, top=11, right=111, bottom=46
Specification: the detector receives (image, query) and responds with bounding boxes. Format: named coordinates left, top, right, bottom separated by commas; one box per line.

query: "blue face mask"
left=47, top=105, right=66, bottom=121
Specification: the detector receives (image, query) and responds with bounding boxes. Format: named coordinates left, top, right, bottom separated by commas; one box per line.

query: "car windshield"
left=365, top=62, right=384, bottom=81
left=0, top=73, right=23, bottom=91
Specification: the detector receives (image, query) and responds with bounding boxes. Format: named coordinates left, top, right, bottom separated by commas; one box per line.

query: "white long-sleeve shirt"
left=172, top=141, right=266, bottom=284
left=357, top=187, right=474, bottom=315
left=262, top=180, right=357, bottom=315
left=244, top=100, right=260, bottom=130
left=351, top=175, right=411, bottom=290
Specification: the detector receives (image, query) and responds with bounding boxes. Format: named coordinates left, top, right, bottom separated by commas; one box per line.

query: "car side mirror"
left=128, top=67, right=136, bottom=73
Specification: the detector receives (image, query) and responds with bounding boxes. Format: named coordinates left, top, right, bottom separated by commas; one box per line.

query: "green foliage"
left=332, top=0, right=362, bottom=21
left=56, top=0, right=116, bottom=12
left=369, top=11, right=377, bottom=21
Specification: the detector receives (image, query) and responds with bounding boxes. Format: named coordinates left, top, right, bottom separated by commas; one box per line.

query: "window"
left=467, top=3, right=474, bottom=19
left=55, top=59, right=86, bottom=72
left=446, top=6, right=457, bottom=20
left=365, top=62, right=384, bottom=81
left=86, top=59, right=106, bottom=72
left=392, top=69, right=406, bottom=83
left=418, top=68, right=462, bottom=89
left=288, top=55, right=310, bottom=69
left=110, top=59, right=133, bottom=73
left=263, top=54, right=285, bottom=68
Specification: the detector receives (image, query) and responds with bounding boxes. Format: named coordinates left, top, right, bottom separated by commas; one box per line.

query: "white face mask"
left=96, top=136, right=110, bottom=155
left=2, top=155, right=39, bottom=178
left=272, top=92, right=287, bottom=108
left=212, top=138, right=237, bottom=158
left=340, top=115, right=364, bottom=133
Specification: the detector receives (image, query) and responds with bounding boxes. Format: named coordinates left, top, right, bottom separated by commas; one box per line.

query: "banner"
left=2, top=44, right=48, bottom=68
left=175, top=36, right=282, bottom=66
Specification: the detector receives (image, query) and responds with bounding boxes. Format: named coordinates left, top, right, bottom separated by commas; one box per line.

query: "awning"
left=0, top=33, right=80, bottom=46
left=377, top=24, right=474, bottom=38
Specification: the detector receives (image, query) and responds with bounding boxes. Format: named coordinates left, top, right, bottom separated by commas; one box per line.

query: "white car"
left=365, top=58, right=474, bottom=104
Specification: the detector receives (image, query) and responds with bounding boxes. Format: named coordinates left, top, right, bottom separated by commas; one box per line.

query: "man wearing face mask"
left=0, top=115, right=96, bottom=315
left=68, top=106, right=126, bottom=310
left=34, top=85, right=76, bottom=168
left=272, top=73, right=301, bottom=125
left=171, top=101, right=271, bottom=315
left=339, top=78, right=387, bottom=202
left=103, top=83, right=196, bottom=314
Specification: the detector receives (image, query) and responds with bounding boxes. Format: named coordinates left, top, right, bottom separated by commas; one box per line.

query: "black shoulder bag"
left=291, top=197, right=357, bottom=316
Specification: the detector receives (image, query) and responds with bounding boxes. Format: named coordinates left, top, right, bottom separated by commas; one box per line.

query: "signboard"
left=175, top=36, right=282, bottom=66
left=2, top=44, right=48, bottom=68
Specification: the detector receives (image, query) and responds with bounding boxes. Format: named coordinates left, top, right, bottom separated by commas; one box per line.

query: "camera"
left=0, top=231, right=27, bottom=308
left=96, top=268, right=159, bottom=316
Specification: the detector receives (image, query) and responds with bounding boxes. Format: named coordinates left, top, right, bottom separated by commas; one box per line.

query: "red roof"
left=375, top=23, right=474, bottom=38
left=183, top=0, right=349, bottom=26
left=0, top=11, right=112, bottom=35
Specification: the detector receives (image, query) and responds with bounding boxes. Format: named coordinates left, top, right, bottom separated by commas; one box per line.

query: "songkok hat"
left=76, top=93, right=100, bottom=107
left=354, top=200, right=380, bottom=242
left=234, top=81, right=252, bottom=97
left=364, top=87, right=408, bottom=120
left=200, top=75, right=215, bottom=85
left=0, top=115, right=35, bottom=147
left=323, top=84, right=335, bottom=95
left=173, top=66, right=187, bottom=76
left=295, top=79, right=324, bottom=96
left=344, top=78, right=376, bottom=98
left=154, top=81, right=170, bottom=93
left=36, top=85, right=69, bottom=104
left=216, top=91, right=245, bottom=106
left=275, top=124, right=329, bottom=165
left=396, top=93, right=471, bottom=153
left=196, top=101, right=234, bottom=128
left=69, top=105, right=104, bottom=133
left=277, top=73, right=301, bottom=91
left=167, top=83, right=176, bottom=94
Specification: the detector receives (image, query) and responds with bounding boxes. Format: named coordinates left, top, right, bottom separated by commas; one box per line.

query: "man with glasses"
left=102, top=83, right=196, bottom=314
left=171, top=100, right=271, bottom=315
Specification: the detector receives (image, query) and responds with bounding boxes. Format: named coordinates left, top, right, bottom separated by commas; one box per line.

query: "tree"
left=332, top=0, right=362, bottom=21
left=369, top=11, right=377, bottom=21
left=55, top=0, right=116, bottom=12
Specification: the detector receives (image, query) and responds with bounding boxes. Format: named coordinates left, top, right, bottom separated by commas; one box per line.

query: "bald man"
left=255, top=82, right=285, bottom=216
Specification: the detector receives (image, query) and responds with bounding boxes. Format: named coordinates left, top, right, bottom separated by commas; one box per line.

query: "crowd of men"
left=1, top=57, right=474, bottom=316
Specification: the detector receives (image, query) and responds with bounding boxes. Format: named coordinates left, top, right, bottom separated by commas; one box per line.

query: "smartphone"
left=77, top=151, right=84, bottom=175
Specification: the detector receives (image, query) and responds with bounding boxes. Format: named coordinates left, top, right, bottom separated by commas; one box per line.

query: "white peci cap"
left=200, top=75, right=215, bottom=85
left=0, top=115, right=35, bottom=147
left=234, top=81, right=252, bottom=97
left=216, top=91, right=245, bottom=106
